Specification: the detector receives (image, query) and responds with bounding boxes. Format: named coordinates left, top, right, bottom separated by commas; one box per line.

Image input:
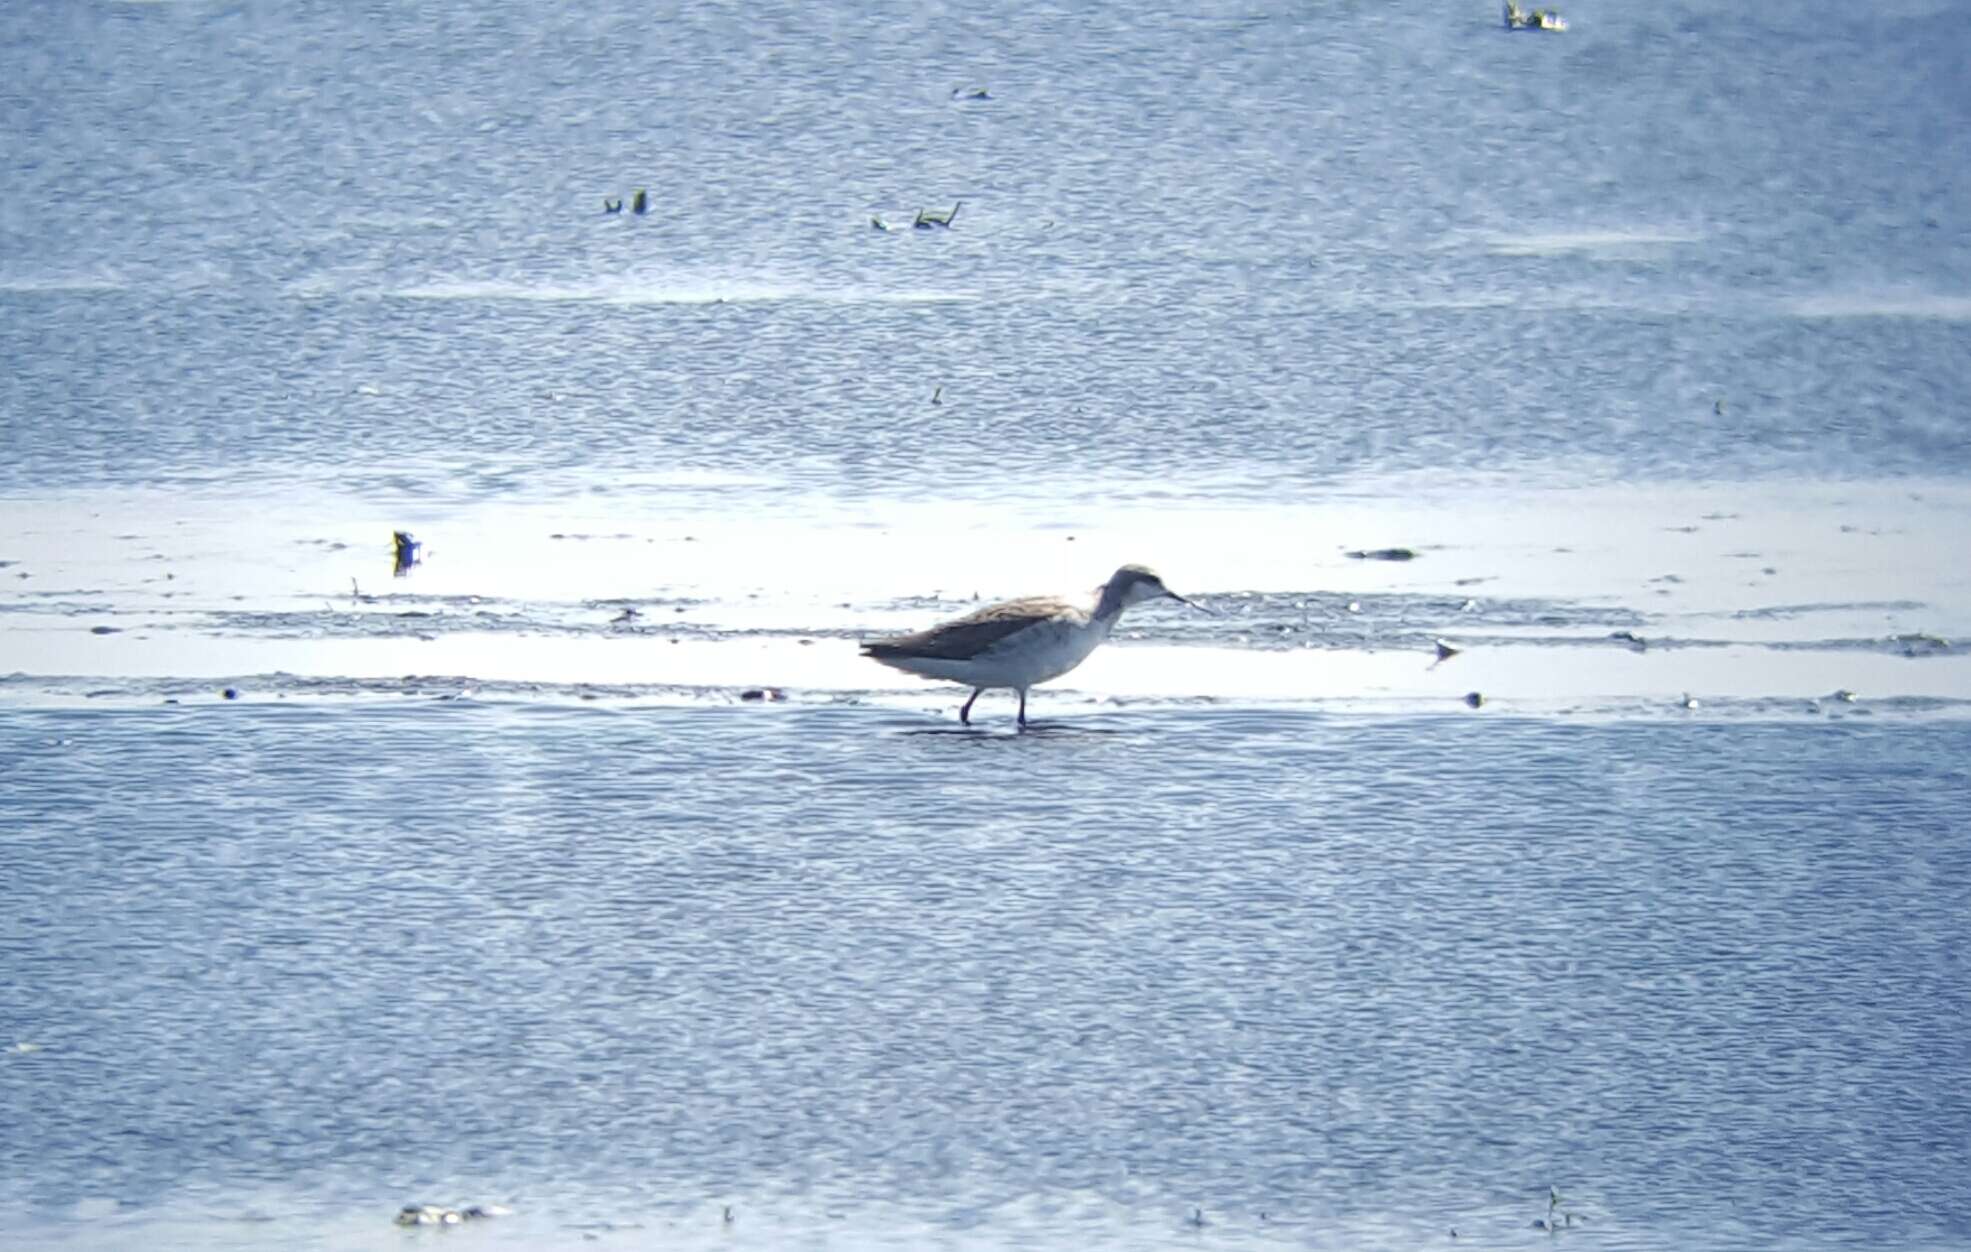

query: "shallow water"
left=4, top=704, right=1971, bottom=1251
left=7, top=0, right=1971, bottom=502
left=5, top=0, right=1971, bottom=1248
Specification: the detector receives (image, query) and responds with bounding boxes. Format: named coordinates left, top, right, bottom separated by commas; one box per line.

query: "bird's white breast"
left=971, top=614, right=1112, bottom=688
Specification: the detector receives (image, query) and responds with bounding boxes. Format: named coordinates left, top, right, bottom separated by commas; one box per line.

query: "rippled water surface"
left=6, top=0, right=1971, bottom=499
left=5, top=0, right=1971, bottom=1247
left=4, top=705, right=1970, bottom=1251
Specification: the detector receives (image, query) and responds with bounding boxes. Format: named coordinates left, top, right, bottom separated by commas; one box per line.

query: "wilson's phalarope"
left=861, top=564, right=1203, bottom=726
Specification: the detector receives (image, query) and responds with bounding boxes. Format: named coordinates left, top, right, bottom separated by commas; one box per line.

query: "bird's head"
left=1104, top=564, right=1206, bottom=612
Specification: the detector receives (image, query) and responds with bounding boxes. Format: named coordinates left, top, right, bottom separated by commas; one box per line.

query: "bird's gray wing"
left=861, top=597, right=1073, bottom=661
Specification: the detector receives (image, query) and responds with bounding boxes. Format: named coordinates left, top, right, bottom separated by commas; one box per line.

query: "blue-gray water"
left=5, top=0, right=1971, bottom=1248
left=5, top=705, right=1971, bottom=1251
left=6, top=0, right=1970, bottom=499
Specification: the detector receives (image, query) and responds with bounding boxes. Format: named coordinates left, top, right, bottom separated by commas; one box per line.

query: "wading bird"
left=861, top=564, right=1204, bottom=726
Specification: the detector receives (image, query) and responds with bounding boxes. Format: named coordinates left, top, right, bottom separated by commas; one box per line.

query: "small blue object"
left=393, top=530, right=422, bottom=576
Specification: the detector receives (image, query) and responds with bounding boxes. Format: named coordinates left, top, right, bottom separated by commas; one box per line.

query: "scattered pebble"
left=222, top=688, right=239, bottom=700
left=1464, top=691, right=1484, bottom=708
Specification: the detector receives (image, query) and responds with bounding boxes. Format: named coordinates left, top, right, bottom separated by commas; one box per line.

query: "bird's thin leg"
left=1017, top=688, right=1029, bottom=727
left=959, top=688, right=983, bottom=724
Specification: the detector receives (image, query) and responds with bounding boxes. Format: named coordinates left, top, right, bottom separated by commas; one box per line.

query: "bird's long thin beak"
left=1168, top=589, right=1214, bottom=615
